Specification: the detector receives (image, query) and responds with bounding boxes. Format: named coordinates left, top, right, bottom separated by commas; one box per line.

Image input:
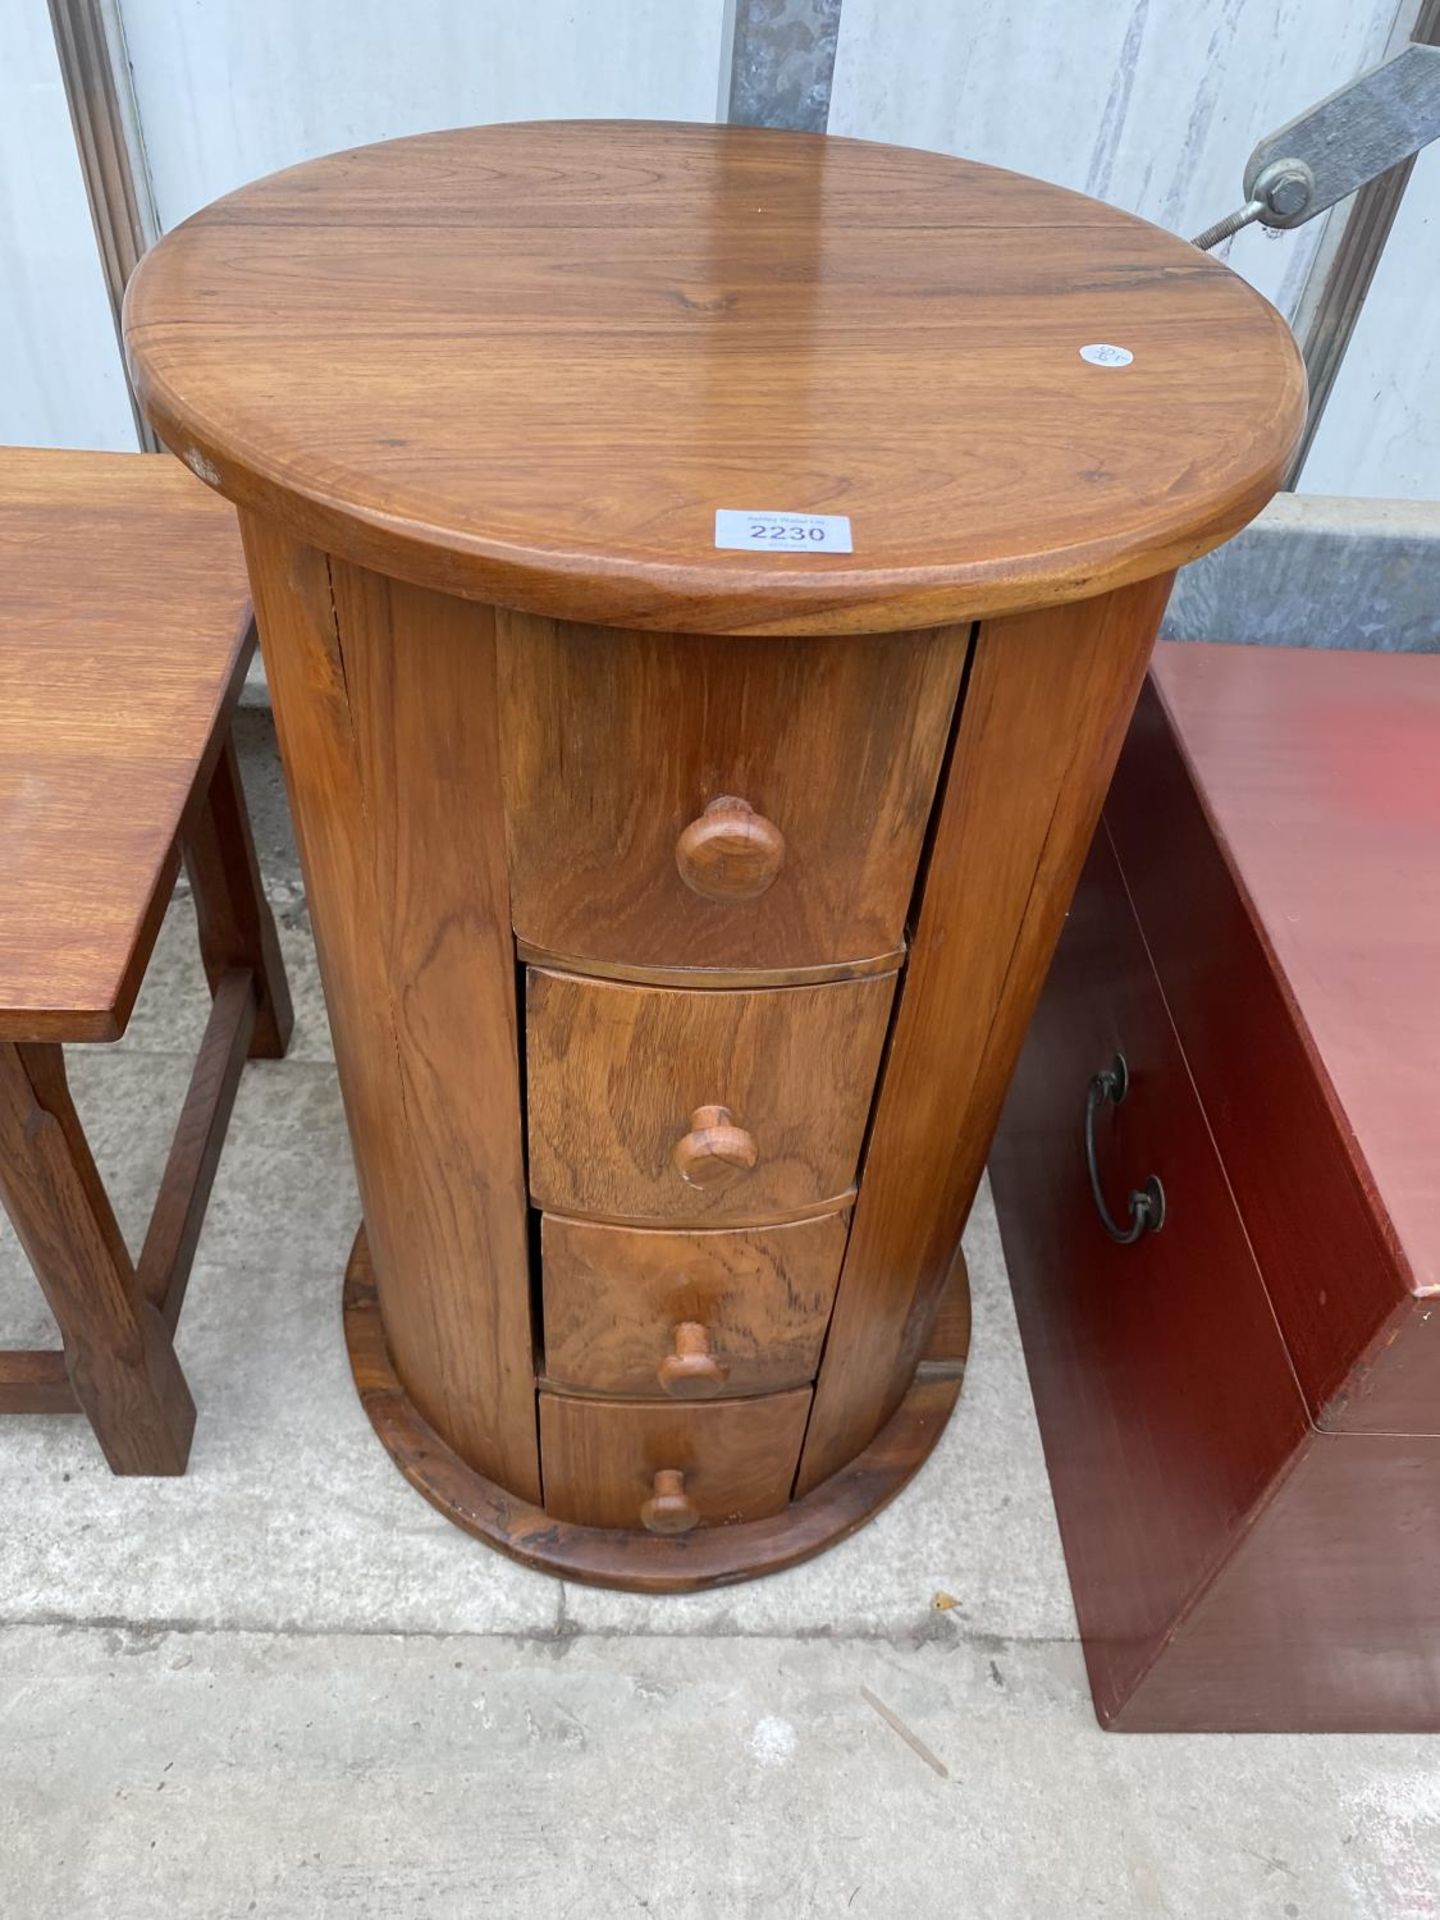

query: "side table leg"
left=184, top=727, right=294, bottom=1059
left=0, top=1044, right=196, bottom=1474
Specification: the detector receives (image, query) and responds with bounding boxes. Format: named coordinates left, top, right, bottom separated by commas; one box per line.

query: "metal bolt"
left=1254, top=158, right=1314, bottom=223
left=1192, top=199, right=1265, bottom=251
left=1192, top=159, right=1314, bottom=251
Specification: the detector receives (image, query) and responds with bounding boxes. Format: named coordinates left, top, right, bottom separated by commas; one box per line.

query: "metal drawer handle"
left=1084, top=1054, right=1166, bottom=1244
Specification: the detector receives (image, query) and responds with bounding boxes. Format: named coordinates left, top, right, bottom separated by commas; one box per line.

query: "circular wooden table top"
left=124, top=121, right=1306, bottom=637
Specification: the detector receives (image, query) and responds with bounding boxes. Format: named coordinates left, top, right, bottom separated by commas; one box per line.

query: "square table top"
left=0, top=449, right=252, bottom=1041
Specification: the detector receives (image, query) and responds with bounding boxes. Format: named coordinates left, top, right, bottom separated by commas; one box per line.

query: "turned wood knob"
left=671, top=1105, right=758, bottom=1189
left=675, top=796, right=785, bottom=900
left=640, top=1468, right=700, bottom=1534
left=657, top=1322, right=731, bottom=1398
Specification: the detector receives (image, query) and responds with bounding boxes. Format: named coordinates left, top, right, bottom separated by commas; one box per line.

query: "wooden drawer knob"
left=657, top=1321, right=731, bottom=1398
left=675, top=796, right=785, bottom=900
left=671, top=1105, right=758, bottom=1189
left=640, top=1468, right=700, bottom=1534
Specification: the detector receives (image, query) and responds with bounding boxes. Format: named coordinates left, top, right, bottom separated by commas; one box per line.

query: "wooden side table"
left=0, top=450, right=292, bottom=1473
left=124, top=122, right=1303, bottom=1587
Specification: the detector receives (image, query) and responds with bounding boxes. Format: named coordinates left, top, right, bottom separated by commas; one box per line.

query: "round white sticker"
left=1079, top=343, right=1134, bottom=368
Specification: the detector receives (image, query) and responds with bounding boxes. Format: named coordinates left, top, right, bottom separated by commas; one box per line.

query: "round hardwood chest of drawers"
left=124, top=121, right=1304, bottom=1590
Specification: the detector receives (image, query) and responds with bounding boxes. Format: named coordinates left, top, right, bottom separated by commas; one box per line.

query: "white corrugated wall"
left=827, top=0, right=1437, bottom=500
left=2, top=0, right=1435, bottom=499
left=117, top=0, right=734, bottom=230
left=1, top=0, right=137, bottom=448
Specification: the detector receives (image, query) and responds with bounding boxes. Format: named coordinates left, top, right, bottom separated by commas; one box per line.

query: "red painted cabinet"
left=990, top=641, right=1440, bottom=1731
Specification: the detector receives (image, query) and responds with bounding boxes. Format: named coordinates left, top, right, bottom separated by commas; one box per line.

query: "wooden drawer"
left=499, top=616, right=966, bottom=976
left=540, top=1210, right=848, bottom=1398
left=539, top=1386, right=812, bottom=1529
left=989, top=827, right=1309, bottom=1724
left=525, top=967, right=896, bottom=1222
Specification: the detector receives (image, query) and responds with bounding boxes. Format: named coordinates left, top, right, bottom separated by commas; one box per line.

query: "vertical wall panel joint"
left=47, top=0, right=160, bottom=447
left=726, top=0, right=843, bottom=131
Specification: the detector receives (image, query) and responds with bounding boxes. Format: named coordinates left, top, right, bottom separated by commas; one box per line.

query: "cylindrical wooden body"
left=239, top=516, right=1168, bottom=1581
left=123, top=120, right=1305, bottom=1589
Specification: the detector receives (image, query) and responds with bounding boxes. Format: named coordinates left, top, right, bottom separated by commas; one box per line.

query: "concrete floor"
left=2, top=710, right=1438, bottom=1918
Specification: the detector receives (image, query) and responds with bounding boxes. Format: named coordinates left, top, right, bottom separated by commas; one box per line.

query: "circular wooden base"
left=343, top=1229, right=961, bottom=1594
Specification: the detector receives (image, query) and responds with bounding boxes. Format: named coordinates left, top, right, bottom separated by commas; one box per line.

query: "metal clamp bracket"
left=1193, top=42, right=1440, bottom=248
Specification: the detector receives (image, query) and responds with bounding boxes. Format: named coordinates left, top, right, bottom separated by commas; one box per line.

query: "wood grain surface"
left=921, top=1246, right=971, bottom=1374
left=513, top=940, right=903, bottom=993
left=135, top=967, right=255, bottom=1334
left=240, top=518, right=540, bottom=1501
left=0, top=1042, right=195, bottom=1473
left=1108, top=1431, right=1440, bottom=1733
left=538, top=1386, right=813, bottom=1529
left=525, top=966, right=895, bottom=1223
left=540, top=1209, right=849, bottom=1398
left=991, top=653, right=1440, bottom=1729
left=799, top=575, right=1170, bottom=1493
left=0, top=456, right=290, bottom=1466
left=0, top=1349, right=76, bottom=1416
left=499, top=614, right=966, bottom=974
left=182, top=732, right=293, bottom=1063
left=989, top=826, right=1310, bottom=1727
left=0, top=449, right=252, bottom=1040
left=346, top=1227, right=961, bottom=1591
left=1109, top=645, right=1440, bottom=1434
left=123, top=118, right=1300, bottom=1563
left=124, top=121, right=1305, bottom=636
